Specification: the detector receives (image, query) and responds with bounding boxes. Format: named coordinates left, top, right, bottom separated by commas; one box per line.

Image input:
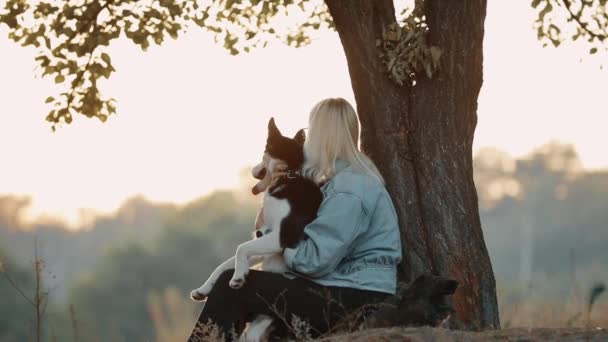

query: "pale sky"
left=0, top=0, right=606, bottom=228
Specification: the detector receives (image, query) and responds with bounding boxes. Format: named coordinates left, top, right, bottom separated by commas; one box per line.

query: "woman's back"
left=283, top=159, right=402, bottom=294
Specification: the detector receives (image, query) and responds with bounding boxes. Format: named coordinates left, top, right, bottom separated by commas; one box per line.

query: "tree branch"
left=1, top=272, right=36, bottom=307
left=562, top=0, right=606, bottom=40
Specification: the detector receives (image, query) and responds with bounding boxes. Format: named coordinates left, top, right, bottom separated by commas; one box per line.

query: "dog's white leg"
left=230, top=231, right=282, bottom=289
left=190, top=254, right=266, bottom=301
left=190, top=256, right=235, bottom=301
left=248, top=255, right=265, bottom=269
left=240, top=315, right=274, bottom=342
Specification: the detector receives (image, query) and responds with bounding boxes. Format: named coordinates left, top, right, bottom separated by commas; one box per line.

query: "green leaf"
left=532, top=0, right=542, bottom=9
left=101, top=66, right=112, bottom=79
left=55, top=75, right=65, bottom=83
left=45, top=96, right=55, bottom=103
left=46, top=110, right=56, bottom=122
left=590, top=47, right=598, bottom=54
left=539, top=2, right=553, bottom=22
left=101, top=52, right=111, bottom=65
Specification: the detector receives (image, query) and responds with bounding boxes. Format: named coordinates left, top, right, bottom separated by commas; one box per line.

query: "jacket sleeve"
left=283, top=192, right=366, bottom=278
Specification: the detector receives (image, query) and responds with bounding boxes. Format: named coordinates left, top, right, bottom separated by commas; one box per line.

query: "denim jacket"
left=283, top=160, right=402, bottom=294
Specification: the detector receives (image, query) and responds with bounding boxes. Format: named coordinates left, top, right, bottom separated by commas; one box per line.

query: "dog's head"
left=251, top=118, right=306, bottom=195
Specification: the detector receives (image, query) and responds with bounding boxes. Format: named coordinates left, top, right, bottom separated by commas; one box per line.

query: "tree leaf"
left=55, top=75, right=65, bottom=83
left=45, top=96, right=55, bottom=103
left=101, top=52, right=111, bottom=65
left=590, top=47, right=598, bottom=54
left=539, top=2, right=553, bottom=22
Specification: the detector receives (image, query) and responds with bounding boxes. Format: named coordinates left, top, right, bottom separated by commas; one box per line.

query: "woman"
left=188, top=98, right=402, bottom=341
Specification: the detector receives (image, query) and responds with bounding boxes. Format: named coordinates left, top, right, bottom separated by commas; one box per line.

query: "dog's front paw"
left=190, top=287, right=210, bottom=302
left=229, top=272, right=248, bottom=289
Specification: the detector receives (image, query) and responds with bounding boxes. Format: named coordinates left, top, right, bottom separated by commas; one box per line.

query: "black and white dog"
left=190, top=118, right=323, bottom=340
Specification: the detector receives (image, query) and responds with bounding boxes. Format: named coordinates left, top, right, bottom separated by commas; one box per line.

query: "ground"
left=322, top=327, right=608, bottom=341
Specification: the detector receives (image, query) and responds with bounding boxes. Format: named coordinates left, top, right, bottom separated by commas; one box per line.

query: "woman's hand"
left=271, top=162, right=288, bottom=183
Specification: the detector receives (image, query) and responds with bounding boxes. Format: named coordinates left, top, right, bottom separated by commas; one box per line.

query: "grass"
left=499, top=281, right=607, bottom=329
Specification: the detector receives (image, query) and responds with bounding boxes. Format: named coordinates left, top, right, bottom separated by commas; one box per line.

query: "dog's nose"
left=253, top=168, right=267, bottom=180
left=255, top=230, right=263, bottom=238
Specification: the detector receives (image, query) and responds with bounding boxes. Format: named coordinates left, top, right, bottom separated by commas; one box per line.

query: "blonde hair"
left=303, top=97, right=384, bottom=184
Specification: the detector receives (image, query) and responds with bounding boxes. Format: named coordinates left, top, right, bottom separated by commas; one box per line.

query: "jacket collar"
left=319, top=160, right=350, bottom=190
left=334, top=159, right=350, bottom=175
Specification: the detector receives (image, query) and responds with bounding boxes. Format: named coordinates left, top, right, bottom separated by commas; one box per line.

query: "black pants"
left=187, top=269, right=389, bottom=341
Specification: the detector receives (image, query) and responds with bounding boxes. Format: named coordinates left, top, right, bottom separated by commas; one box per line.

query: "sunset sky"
left=0, top=0, right=606, bottom=228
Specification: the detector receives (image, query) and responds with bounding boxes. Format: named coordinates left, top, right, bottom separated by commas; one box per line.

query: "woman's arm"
left=283, top=192, right=366, bottom=278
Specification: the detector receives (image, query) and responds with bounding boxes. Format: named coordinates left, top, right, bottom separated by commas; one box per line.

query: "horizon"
left=1, top=0, right=606, bottom=228
left=2, top=141, right=600, bottom=232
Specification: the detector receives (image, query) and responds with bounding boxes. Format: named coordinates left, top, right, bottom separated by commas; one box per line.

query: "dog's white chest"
left=262, top=192, right=290, bottom=231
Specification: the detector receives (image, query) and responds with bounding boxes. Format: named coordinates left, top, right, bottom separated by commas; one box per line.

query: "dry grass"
left=499, top=284, right=608, bottom=329
left=148, top=287, right=202, bottom=342
left=501, top=299, right=608, bottom=328
left=147, top=284, right=608, bottom=341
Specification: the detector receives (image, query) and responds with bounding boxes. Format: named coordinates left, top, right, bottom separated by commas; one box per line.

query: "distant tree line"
left=1, top=142, right=607, bottom=341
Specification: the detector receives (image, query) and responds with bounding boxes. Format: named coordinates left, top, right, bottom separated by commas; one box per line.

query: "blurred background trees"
left=0, top=250, right=34, bottom=342
left=1, top=142, right=607, bottom=340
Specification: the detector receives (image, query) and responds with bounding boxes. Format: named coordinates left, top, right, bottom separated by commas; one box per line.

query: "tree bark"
left=325, top=0, right=499, bottom=329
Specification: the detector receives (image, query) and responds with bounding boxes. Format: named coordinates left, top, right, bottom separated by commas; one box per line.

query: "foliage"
left=378, top=3, right=442, bottom=86
left=475, top=143, right=608, bottom=294
left=148, top=287, right=197, bottom=342
left=0, top=0, right=443, bottom=125
left=1, top=143, right=607, bottom=339
left=532, top=0, right=608, bottom=55
left=0, top=0, right=332, bottom=128
left=0, top=195, right=173, bottom=304
left=67, top=191, right=255, bottom=341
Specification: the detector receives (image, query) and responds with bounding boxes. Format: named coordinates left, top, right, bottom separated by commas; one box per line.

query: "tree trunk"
left=325, top=0, right=499, bottom=329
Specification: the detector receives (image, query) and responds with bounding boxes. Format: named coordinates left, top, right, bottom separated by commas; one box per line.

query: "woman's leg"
left=187, top=269, right=388, bottom=341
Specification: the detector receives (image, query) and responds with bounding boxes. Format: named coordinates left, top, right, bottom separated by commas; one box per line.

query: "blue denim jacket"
left=283, top=160, right=402, bottom=294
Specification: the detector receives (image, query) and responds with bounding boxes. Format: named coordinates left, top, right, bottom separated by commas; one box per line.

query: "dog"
left=363, top=274, right=459, bottom=329
left=190, top=117, right=323, bottom=341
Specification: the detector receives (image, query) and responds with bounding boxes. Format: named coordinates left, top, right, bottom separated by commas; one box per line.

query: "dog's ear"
left=268, top=117, right=282, bottom=137
left=293, top=129, right=306, bottom=145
